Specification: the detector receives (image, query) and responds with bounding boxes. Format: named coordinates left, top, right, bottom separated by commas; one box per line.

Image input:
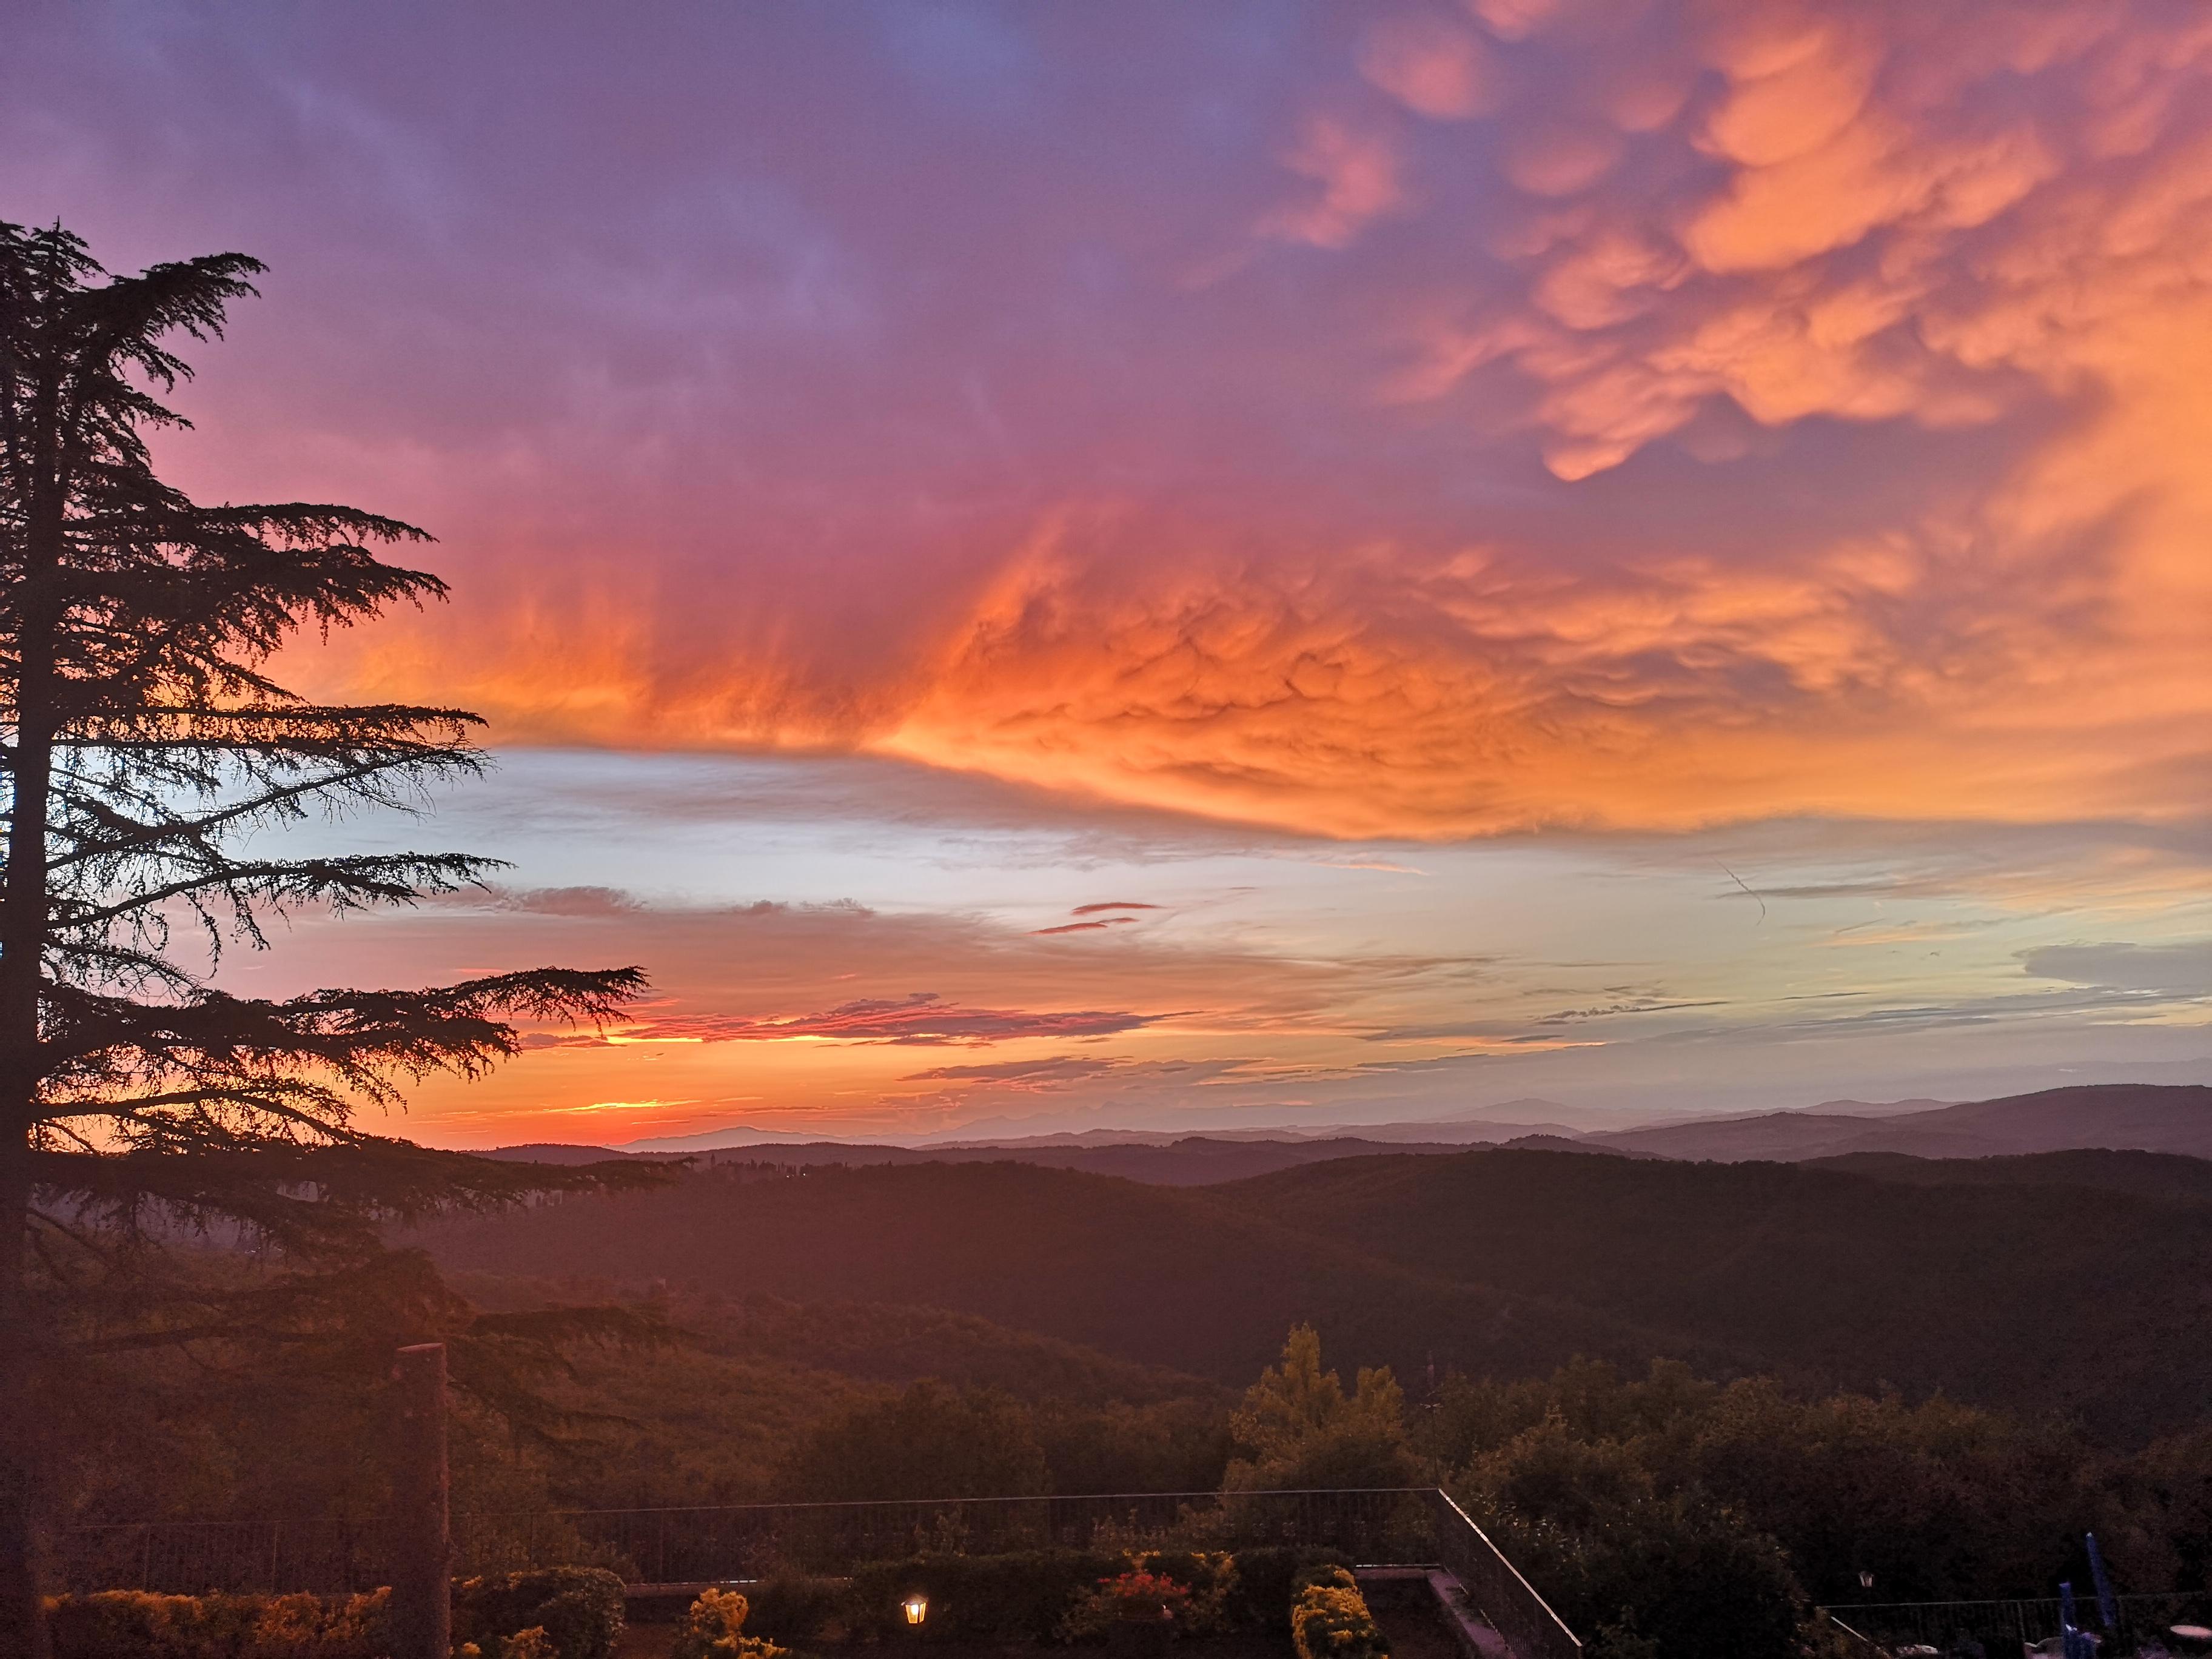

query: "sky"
left=3, top=0, right=2207, bottom=1146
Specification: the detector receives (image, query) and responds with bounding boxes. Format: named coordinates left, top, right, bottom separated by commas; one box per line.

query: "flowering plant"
left=1061, top=1570, right=1192, bottom=1639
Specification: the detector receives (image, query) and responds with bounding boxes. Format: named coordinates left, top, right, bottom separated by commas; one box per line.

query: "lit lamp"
left=903, top=1594, right=929, bottom=1628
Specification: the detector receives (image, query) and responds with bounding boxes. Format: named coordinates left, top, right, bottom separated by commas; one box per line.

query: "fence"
left=60, top=1487, right=1580, bottom=1659
left=59, top=1488, right=1447, bottom=1596
left=1838, top=1590, right=2212, bottom=1656
left=1426, top=1490, right=1582, bottom=1659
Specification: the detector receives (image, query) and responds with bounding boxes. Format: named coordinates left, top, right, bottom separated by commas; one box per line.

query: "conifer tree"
left=0, top=220, right=652, bottom=1655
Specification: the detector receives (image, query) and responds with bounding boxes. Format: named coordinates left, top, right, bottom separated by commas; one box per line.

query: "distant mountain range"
left=481, top=1084, right=2210, bottom=1181
left=479, top=1129, right=1649, bottom=1185
left=1583, top=1084, right=2212, bottom=1161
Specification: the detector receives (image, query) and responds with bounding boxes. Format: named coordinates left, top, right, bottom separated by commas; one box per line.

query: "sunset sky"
left=6, top=0, right=2208, bottom=1145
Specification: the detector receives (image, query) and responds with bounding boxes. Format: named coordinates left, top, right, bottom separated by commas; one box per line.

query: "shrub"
left=1221, top=1547, right=1350, bottom=1632
left=453, top=1567, right=626, bottom=1659
left=458, top=1631, right=558, bottom=1659
left=850, top=1550, right=1121, bottom=1644
left=1289, top=1568, right=1389, bottom=1659
left=739, top=1573, right=854, bottom=1646
left=1060, top=1569, right=1192, bottom=1640
left=45, top=1588, right=389, bottom=1658
left=1128, top=1552, right=1235, bottom=1635
left=671, top=1589, right=788, bottom=1659
left=1480, top=1496, right=1801, bottom=1659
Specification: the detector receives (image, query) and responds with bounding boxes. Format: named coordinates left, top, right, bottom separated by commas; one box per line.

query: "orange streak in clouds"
left=283, top=0, right=2212, bottom=843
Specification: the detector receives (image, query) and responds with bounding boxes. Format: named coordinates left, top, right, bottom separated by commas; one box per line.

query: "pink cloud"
left=1261, top=114, right=1409, bottom=249
left=5, top=1, right=2206, bottom=843
left=626, top=992, right=1154, bottom=1047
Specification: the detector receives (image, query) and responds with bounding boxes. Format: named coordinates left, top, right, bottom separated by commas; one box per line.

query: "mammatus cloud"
left=1261, top=115, right=1409, bottom=249
left=14, top=1, right=2208, bottom=840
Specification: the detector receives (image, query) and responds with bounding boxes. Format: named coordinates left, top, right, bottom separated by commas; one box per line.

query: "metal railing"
left=59, top=1488, right=1430, bottom=1594
left=59, top=1486, right=1581, bottom=1659
left=1838, top=1590, right=2212, bottom=1656
left=1426, top=1490, right=1583, bottom=1659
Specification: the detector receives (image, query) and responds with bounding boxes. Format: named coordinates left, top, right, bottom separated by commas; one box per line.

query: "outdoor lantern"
left=903, top=1593, right=929, bottom=1627
left=1859, top=1571, right=1875, bottom=1590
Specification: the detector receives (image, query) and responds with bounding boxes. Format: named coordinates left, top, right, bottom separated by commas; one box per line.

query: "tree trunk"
left=0, top=1131, right=51, bottom=1659
left=389, top=1343, right=452, bottom=1659
left=0, top=349, right=67, bottom=1659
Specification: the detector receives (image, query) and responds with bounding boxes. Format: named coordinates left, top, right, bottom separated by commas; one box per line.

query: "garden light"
left=903, top=1593, right=928, bottom=1627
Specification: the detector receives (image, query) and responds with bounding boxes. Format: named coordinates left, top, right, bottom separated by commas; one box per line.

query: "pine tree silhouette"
left=0, top=219, right=654, bottom=1655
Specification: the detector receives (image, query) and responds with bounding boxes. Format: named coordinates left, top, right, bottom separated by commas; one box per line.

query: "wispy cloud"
left=622, top=993, right=1156, bottom=1048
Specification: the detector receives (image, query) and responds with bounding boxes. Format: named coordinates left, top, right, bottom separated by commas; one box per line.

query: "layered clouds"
left=4, top=1, right=2207, bottom=1136
left=7, top=0, right=2205, bottom=837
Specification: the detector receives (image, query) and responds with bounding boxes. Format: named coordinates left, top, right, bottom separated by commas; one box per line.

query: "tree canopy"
left=0, top=219, right=657, bottom=1657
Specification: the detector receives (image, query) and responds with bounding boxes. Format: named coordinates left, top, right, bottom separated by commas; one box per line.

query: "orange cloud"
left=252, top=0, right=2211, bottom=843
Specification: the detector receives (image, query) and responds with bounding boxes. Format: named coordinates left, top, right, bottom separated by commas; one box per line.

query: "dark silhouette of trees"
left=777, top=1381, right=1053, bottom=1501
left=0, top=219, right=652, bottom=1656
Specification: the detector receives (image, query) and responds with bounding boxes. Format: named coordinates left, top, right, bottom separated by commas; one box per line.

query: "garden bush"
left=737, top=1573, right=855, bottom=1647
left=47, top=1572, right=627, bottom=1659
left=452, top=1567, right=626, bottom=1659
left=671, top=1589, right=788, bottom=1659
left=1059, top=1569, right=1193, bottom=1641
left=1289, top=1569, right=1389, bottom=1659
left=45, top=1588, right=389, bottom=1659
left=1220, top=1547, right=1351, bottom=1632
left=851, top=1550, right=1123, bottom=1644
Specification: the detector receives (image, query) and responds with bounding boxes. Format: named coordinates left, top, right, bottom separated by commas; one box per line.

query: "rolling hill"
left=1219, top=1147, right=2212, bottom=1441
left=1588, top=1084, right=2212, bottom=1161
left=417, top=1159, right=1738, bottom=1388
left=480, top=1133, right=1574, bottom=1184
left=422, top=1137, right=2212, bottom=1443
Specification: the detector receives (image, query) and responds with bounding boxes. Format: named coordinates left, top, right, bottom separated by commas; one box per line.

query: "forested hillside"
left=421, top=1146, right=2212, bottom=1443
left=419, top=1159, right=1721, bottom=1389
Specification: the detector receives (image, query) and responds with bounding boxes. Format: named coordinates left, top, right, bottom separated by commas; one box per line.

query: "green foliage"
left=777, top=1379, right=1052, bottom=1501
left=733, top=1575, right=853, bottom=1647
left=457, top=1631, right=556, bottom=1659
left=850, top=1551, right=1122, bottom=1644
left=44, top=1589, right=388, bottom=1658
left=1059, top=1552, right=1236, bottom=1639
left=1422, top=1358, right=2131, bottom=1605
left=1218, top=1547, right=1352, bottom=1632
left=1031, top=1398, right=1234, bottom=1495
left=1059, top=1569, right=1193, bottom=1640
left=452, top=1567, right=625, bottom=1659
left=1225, top=1326, right=1418, bottom=1492
left=1289, top=1567, right=1389, bottom=1659
left=670, top=1589, right=787, bottom=1659
left=1478, top=1495, right=1801, bottom=1659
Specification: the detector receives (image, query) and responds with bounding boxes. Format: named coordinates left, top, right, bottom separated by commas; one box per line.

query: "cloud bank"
left=7, top=1, right=2207, bottom=839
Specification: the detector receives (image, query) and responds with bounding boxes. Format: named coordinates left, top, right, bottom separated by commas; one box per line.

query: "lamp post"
left=903, top=1593, right=929, bottom=1631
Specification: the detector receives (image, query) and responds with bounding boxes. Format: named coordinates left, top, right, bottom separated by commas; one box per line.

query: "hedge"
left=45, top=1589, right=390, bottom=1659
left=842, top=1545, right=1356, bottom=1644
left=453, top=1568, right=626, bottom=1659
left=1289, top=1567, right=1389, bottom=1659
left=1222, top=1547, right=1352, bottom=1634
left=850, top=1550, right=1124, bottom=1644
left=45, top=1567, right=625, bottom=1659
